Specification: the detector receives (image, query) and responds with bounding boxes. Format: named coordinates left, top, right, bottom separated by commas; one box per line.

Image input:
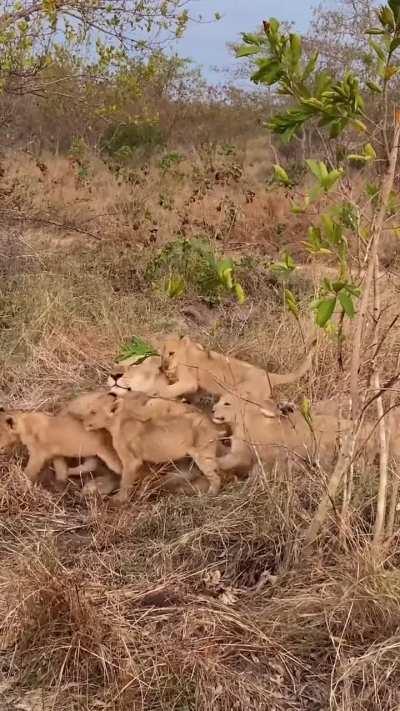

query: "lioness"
left=160, top=335, right=317, bottom=400
left=212, top=393, right=353, bottom=473
left=83, top=392, right=222, bottom=502
left=0, top=407, right=122, bottom=484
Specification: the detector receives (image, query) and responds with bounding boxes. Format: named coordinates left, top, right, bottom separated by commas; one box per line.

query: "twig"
left=0, top=209, right=102, bottom=241
left=372, top=255, right=390, bottom=548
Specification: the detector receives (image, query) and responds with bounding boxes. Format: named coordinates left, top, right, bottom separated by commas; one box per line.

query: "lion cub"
left=83, top=392, right=222, bottom=503
left=212, top=393, right=352, bottom=473
left=160, top=335, right=316, bottom=400
left=0, top=407, right=122, bottom=484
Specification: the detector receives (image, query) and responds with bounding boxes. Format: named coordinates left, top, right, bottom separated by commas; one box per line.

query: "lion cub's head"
left=161, top=335, right=206, bottom=380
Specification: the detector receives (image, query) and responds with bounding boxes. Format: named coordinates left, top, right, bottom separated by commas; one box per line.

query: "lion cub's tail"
left=268, top=338, right=317, bottom=389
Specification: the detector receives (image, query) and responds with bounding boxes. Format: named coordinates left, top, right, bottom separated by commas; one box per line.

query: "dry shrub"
left=0, top=148, right=315, bottom=258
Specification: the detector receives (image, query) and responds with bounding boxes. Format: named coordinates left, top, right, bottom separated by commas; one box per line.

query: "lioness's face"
left=107, top=356, right=163, bottom=396
left=212, top=396, right=237, bottom=425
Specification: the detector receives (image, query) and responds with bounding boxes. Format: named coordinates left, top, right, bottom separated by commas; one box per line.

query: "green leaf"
left=314, top=71, right=332, bottom=96
left=291, top=197, right=310, bottom=214
left=390, top=37, right=400, bottom=53
left=165, top=275, right=186, bottom=298
left=284, top=288, right=300, bottom=320
left=338, top=290, right=356, bottom=318
left=242, top=32, right=262, bottom=45
left=352, top=119, right=367, bottom=132
left=306, top=159, right=325, bottom=180
left=306, top=225, right=324, bottom=253
left=236, top=44, right=259, bottom=58
left=389, top=0, right=400, bottom=22
left=302, top=51, right=319, bottom=80
left=365, top=28, right=386, bottom=35
left=289, top=33, right=302, bottom=65
left=217, top=258, right=235, bottom=289
left=234, top=283, right=246, bottom=304
left=366, top=80, right=383, bottom=93
left=366, top=182, right=380, bottom=205
left=364, top=142, right=377, bottom=159
left=223, top=267, right=234, bottom=289
left=117, top=336, right=159, bottom=364
left=300, top=397, right=313, bottom=427
left=273, top=164, right=290, bottom=186
left=347, top=154, right=369, bottom=163
left=300, top=97, right=325, bottom=110
left=321, top=214, right=335, bottom=240
left=251, top=59, right=283, bottom=84
left=369, top=39, right=386, bottom=61
left=322, top=169, right=343, bottom=191
left=316, top=297, right=336, bottom=328
left=378, top=5, right=396, bottom=29
left=270, top=251, right=296, bottom=274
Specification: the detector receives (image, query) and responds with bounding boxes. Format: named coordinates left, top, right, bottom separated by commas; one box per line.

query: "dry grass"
left=0, top=147, right=309, bottom=256
left=1, top=147, right=400, bottom=710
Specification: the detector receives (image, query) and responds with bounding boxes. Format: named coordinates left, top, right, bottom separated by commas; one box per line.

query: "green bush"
left=145, top=237, right=245, bottom=304
left=100, top=121, right=165, bottom=159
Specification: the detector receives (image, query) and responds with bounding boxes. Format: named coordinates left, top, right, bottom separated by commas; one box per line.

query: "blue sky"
left=176, top=0, right=318, bottom=81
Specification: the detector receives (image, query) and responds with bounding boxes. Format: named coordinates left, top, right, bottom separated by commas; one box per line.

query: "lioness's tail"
left=268, top=338, right=317, bottom=389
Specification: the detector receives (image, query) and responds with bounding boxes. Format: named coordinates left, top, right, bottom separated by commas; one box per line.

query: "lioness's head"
left=161, top=335, right=205, bottom=380
left=84, top=394, right=120, bottom=431
left=107, top=356, right=164, bottom=396
left=0, top=410, right=20, bottom=449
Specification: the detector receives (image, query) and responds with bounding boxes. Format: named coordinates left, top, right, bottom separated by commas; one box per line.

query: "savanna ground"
left=1, top=138, right=400, bottom=711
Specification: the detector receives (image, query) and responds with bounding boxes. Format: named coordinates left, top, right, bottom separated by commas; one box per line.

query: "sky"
left=176, top=0, right=318, bottom=81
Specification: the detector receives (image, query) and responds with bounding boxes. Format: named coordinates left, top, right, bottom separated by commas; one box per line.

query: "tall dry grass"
left=1, top=146, right=400, bottom=709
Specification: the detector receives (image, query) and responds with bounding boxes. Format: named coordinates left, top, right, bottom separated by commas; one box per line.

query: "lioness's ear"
left=6, top=416, right=15, bottom=429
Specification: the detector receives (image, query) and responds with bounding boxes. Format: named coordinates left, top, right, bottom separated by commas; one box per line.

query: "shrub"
left=100, top=120, right=165, bottom=159
left=144, top=237, right=245, bottom=303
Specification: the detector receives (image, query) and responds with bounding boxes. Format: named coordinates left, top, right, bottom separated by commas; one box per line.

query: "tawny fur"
left=0, top=408, right=122, bottom=484
left=83, top=392, right=222, bottom=502
left=107, top=356, right=171, bottom=397
left=212, top=393, right=354, bottom=474
left=160, top=335, right=316, bottom=400
left=58, top=389, right=114, bottom=476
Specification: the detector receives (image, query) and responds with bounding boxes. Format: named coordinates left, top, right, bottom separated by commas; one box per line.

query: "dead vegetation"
left=1, top=143, right=400, bottom=710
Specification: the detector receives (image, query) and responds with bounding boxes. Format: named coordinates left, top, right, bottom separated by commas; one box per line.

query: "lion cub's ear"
left=106, top=392, right=120, bottom=415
